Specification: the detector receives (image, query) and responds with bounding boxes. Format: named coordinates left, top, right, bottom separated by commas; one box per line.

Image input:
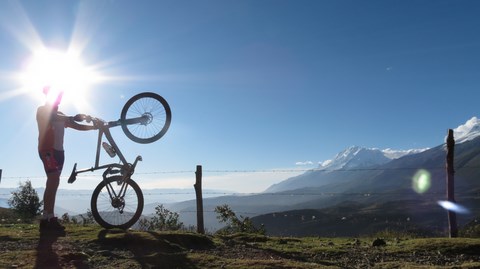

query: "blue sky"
left=0, top=0, right=479, bottom=193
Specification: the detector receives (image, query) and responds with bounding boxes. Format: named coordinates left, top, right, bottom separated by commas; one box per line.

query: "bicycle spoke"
left=126, top=100, right=166, bottom=139
left=120, top=92, right=171, bottom=144
left=91, top=177, right=143, bottom=228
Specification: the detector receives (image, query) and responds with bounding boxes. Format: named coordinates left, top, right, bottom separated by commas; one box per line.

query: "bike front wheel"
left=121, top=92, right=172, bottom=144
left=90, top=176, right=144, bottom=229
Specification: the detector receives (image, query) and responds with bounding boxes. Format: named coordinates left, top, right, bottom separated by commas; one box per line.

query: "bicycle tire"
left=120, top=92, right=171, bottom=144
left=90, top=176, right=144, bottom=229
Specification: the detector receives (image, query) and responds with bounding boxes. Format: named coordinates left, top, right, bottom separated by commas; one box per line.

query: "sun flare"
left=19, top=47, right=102, bottom=110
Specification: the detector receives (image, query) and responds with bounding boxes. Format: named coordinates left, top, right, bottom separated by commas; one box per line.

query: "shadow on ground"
left=95, top=229, right=215, bottom=268
left=35, top=232, right=62, bottom=269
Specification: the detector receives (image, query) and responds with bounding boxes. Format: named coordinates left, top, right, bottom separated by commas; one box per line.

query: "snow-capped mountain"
left=316, top=116, right=480, bottom=172
left=266, top=116, right=480, bottom=193
left=381, top=148, right=429, bottom=159
left=453, top=116, right=480, bottom=143
left=318, top=146, right=389, bottom=171
left=318, top=146, right=426, bottom=171
left=265, top=146, right=426, bottom=192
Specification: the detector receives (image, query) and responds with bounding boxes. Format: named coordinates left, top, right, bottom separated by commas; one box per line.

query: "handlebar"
left=73, top=113, right=148, bottom=128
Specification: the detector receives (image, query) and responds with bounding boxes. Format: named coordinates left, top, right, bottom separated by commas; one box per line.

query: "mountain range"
left=169, top=117, right=480, bottom=234
left=265, top=146, right=427, bottom=193
left=3, top=117, right=480, bottom=236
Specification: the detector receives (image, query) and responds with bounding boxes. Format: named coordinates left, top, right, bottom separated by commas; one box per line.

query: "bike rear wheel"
left=121, top=92, right=171, bottom=144
left=90, top=176, right=144, bottom=229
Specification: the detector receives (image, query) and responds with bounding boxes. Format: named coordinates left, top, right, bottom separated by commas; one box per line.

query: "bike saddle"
left=68, top=163, right=77, bottom=184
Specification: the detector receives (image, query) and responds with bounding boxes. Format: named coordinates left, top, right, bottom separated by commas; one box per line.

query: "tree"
left=61, top=212, right=70, bottom=223
left=140, top=204, right=183, bottom=231
left=214, top=204, right=265, bottom=235
left=79, top=209, right=95, bottom=225
left=8, top=180, right=43, bottom=221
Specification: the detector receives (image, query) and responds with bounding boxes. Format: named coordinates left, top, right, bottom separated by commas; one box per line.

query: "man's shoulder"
left=37, top=105, right=64, bottom=114
left=37, top=105, right=48, bottom=116
left=37, top=105, right=51, bottom=112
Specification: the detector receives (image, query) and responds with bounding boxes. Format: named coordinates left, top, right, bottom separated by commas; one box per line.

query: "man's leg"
left=41, top=172, right=65, bottom=234
left=43, top=172, right=60, bottom=219
left=39, top=149, right=65, bottom=233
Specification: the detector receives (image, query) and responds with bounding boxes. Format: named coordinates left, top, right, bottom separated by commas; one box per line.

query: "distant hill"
left=248, top=134, right=480, bottom=236
left=250, top=200, right=440, bottom=237
left=168, top=119, right=480, bottom=233
left=251, top=198, right=480, bottom=237
left=265, top=146, right=424, bottom=193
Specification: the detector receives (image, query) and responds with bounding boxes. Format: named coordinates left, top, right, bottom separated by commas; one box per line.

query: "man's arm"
left=50, top=110, right=95, bottom=131
left=66, top=120, right=96, bottom=131
left=66, top=114, right=97, bottom=131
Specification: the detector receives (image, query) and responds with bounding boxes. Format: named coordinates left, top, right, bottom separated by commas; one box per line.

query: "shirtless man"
left=37, top=87, right=94, bottom=233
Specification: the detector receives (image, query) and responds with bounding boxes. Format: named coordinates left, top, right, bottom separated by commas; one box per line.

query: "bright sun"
left=20, top=48, right=101, bottom=110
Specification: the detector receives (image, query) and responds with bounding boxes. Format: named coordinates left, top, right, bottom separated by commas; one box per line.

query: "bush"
left=139, top=204, right=183, bottom=231
left=459, top=219, right=480, bottom=238
left=61, top=213, right=70, bottom=223
left=8, top=180, right=43, bottom=222
left=214, top=204, right=265, bottom=235
left=0, top=208, right=21, bottom=223
left=78, top=209, right=95, bottom=225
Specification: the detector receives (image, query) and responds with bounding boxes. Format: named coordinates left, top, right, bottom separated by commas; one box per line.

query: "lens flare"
left=412, top=169, right=431, bottom=194
left=17, top=47, right=104, bottom=112
left=42, top=86, right=63, bottom=104
left=437, top=200, right=470, bottom=214
left=21, top=48, right=100, bottom=93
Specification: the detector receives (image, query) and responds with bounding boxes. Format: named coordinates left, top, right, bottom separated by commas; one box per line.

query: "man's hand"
left=73, top=114, right=87, bottom=122
left=68, top=114, right=96, bottom=131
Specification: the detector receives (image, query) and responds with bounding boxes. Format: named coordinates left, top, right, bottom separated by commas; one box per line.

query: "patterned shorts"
left=39, top=149, right=65, bottom=174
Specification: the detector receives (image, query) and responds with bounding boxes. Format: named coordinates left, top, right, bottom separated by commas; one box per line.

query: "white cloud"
left=318, top=159, right=332, bottom=167
left=295, top=161, right=313, bottom=166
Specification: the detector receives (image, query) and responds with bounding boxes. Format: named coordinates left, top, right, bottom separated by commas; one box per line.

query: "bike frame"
left=68, top=115, right=148, bottom=188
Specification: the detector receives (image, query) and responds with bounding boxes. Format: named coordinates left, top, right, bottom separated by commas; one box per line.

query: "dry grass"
left=1, top=223, right=480, bottom=268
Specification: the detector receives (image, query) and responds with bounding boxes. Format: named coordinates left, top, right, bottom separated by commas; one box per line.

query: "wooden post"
left=194, top=165, right=205, bottom=234
left=0, top=169, right=2, bottom=184
left=446, top=129, right=458, bottom=238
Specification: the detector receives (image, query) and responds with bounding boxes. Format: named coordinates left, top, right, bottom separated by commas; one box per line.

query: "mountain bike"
left=67, top=92, right=171, bottom=229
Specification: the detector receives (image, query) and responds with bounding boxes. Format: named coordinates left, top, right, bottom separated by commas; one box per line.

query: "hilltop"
left=1, top=223, right=480, bottom=268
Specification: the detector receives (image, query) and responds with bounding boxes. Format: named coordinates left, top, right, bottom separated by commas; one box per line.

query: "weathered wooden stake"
left=446, top=129, right=458, bottom=238
left=0, top=169, right=2, bottom=184
left=194, top=165, right=205, bottom=234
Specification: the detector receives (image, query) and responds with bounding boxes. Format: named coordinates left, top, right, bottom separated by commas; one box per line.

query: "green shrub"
left=214, top=204, right=265, bottom=235
left=8, top=180, right=42, bottom=222
left=139, top=204, right=183, bottom=231
left=459, top=219, right=480, bottom=238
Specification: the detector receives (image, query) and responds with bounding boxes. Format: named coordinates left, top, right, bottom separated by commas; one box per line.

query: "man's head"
left=43, top=86, right=64, bottom=106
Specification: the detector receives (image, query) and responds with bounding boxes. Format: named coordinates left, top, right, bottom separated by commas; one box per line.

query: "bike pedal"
left=68, top=163, right=77, bottom=184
